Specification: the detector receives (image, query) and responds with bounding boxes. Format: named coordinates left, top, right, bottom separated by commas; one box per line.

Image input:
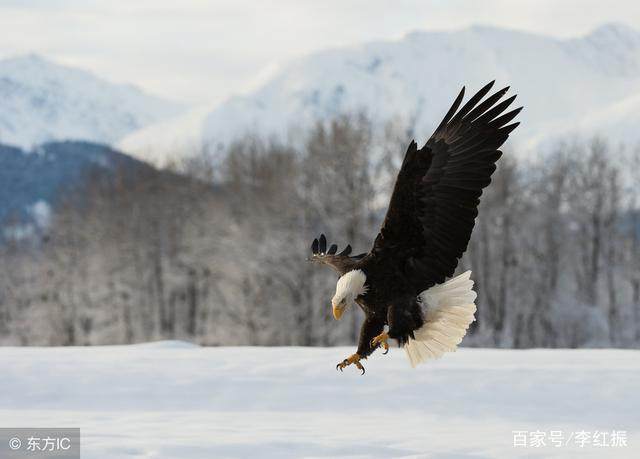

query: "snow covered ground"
left=0, top=342, right=638, bottom=458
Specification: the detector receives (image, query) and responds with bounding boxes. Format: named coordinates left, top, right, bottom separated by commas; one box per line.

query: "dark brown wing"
left=309, top=234, right=366, bottom=275
left=372, top=81, right=522, bottom=291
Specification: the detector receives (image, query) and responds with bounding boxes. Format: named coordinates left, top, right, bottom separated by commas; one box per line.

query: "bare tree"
left=0, top=125, right=638, bottom=350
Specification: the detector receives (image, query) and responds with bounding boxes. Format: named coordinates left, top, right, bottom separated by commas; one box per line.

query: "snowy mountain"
left=118, top=106, right=212, bottom=164
left=0, top=54, right=182, bottom=149
left=120, top=23, right=640, bottom=161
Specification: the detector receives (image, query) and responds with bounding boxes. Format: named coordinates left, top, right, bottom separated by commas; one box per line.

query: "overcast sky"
left=1, top=0, right=639, bottom=106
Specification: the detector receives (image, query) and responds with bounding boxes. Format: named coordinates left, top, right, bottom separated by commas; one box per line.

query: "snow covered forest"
left=1, top=116, right=639, bottom=348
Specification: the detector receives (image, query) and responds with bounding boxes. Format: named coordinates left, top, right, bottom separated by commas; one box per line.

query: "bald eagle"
left=309, top=81, right=521, bottom=373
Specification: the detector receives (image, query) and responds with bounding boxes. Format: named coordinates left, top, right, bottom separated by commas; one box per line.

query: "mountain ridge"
left=0, top=54, right=183, bottom=149
left=119, top=22, right=640, bottom=161
left=0, top=141, right=154, bottom=234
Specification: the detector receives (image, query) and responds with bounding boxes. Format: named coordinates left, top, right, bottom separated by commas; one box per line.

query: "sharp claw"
left=360, top=366, right=365, bottom=375
left=371, top=332, right=390, bottom=355
left=336, top=354, right=365, bottom=374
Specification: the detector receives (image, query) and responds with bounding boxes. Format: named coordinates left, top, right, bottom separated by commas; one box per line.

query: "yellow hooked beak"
left=332, top=302, right=346, bottom=320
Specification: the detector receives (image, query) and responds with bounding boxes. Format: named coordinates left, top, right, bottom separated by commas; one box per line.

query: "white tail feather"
left=404, top=270, right=477, bottom=368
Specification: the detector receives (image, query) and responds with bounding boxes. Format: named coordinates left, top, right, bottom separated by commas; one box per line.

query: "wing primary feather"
left=432, top=86, right=465, bottom=134
left=463, top=86, right=509, bottom=122
left=498, top=122, right=521, bottom=136
left=308, top=237, right=361, bottom=275
left=472, top=95, right=517, bottom=125
left=449, top=80, right=495, bottom=125
left=489, top=107, right=523, bottom=129
left=319, top=234, right=327, bottom=253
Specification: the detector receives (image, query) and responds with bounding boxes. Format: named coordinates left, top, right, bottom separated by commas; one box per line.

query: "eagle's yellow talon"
left=371, top=332, right=389, bottom=354
left=336, top=353, right=365, bottom=375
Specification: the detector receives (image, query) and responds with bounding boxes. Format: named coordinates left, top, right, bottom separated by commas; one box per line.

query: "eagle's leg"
left=370, top=332, right=389, bottom=354
left=336, top=354, right=365, bottom=374
left=387, top=299, right=425, bottom=346
left=336, top=316, right=385, bottom=375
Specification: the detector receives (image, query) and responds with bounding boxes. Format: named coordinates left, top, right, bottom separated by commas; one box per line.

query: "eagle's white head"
left=331, top=269, right=367, bottom=320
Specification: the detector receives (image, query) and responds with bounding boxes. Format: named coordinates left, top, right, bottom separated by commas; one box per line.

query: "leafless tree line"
left=0, top=116, right=639, bottom=348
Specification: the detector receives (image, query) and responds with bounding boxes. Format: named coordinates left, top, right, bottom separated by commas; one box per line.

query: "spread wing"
left=309, top=234, right=366, bottom=276
left=372, top=81, right=522, bottom=292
